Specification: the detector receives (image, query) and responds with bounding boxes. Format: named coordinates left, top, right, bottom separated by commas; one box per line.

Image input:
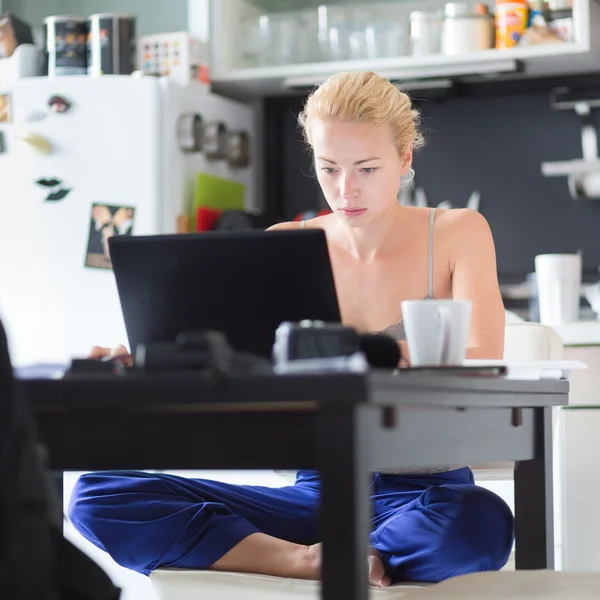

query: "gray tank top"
left=302, top=208, right=462, bottom=476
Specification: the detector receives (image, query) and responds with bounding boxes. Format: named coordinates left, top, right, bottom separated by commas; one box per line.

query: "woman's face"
left=311, top=119, right=412, bottom=227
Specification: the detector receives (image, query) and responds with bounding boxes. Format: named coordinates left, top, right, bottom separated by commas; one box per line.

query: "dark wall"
left=263, top=81, right=600, bottom=284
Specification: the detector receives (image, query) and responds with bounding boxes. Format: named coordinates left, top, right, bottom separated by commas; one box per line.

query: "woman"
left=71, top=71, right=512, bottom=587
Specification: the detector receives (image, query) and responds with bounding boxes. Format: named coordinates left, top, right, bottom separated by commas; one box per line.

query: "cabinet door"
left=560, top=407, right=600, bottom=571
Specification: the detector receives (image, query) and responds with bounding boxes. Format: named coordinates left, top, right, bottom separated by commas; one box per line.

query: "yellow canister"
left=495, top=1, right=529, bottom=49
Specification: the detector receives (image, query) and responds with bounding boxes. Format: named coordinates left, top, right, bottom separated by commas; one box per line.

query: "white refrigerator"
left=0, top=75, right=258, bottom=367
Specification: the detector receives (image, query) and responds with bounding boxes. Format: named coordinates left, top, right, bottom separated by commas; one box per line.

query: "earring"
left=400, top=167, right=415, bottom=187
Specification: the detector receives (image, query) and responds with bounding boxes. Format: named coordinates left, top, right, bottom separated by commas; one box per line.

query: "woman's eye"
left=361, top=167, right=377, bottom=173
left=321, top=167, right=336, bottom=173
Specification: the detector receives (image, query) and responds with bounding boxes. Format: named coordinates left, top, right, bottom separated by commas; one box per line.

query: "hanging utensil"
left=466, top=190, right=481, bottom=212
left=414, top=187, right=428, bottom=207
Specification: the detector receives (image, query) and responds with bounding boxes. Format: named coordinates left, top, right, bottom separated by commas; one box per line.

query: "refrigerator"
left=0, top=75, right=258, bottom=367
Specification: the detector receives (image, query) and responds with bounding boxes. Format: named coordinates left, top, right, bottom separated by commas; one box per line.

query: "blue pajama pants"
left=68, top=467, right=514, bottom=584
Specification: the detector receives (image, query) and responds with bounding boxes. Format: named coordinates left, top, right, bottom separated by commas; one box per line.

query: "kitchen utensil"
left=225, top=130, right=251, bottom=168
left=415, top=187, right=429, bottom=207
left=177, top=113, right=203, bottom=153
left=467, top=190, right=481, bottom=211
left=203, top=120, right=228, bottom=160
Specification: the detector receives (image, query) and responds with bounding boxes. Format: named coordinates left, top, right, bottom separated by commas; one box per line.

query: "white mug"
left=401, top=299, right=472, bottom=367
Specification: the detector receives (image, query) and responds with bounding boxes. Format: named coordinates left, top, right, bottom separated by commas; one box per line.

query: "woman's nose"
left=340, top=173, right=359, bottom=199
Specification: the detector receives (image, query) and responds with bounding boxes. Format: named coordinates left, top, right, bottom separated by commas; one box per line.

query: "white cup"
left=402, top=299, right=472, bottom=367
left=534, top=253, right=581, bottom=326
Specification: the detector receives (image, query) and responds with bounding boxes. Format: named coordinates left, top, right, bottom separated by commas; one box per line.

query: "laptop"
left=108, top=229, right=342, bottom=359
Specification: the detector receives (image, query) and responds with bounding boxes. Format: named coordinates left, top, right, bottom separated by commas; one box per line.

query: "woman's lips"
left=340, top=208, right=367, bottom=217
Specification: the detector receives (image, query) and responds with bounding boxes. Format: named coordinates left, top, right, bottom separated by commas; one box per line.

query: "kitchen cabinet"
left=2, top=0, right=190, bottom=36
left=208, top=0, right=600, bottom=97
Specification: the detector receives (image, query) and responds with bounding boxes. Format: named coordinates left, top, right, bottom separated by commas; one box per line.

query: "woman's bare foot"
left=368, top=548, right=391, bottom=588
left=306, top=544, right=391, bottom=587
left=210, top=533, right=390, bottom=586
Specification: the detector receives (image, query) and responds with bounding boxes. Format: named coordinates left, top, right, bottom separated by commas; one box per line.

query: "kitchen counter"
left=552, top=321, right=600, bottom=346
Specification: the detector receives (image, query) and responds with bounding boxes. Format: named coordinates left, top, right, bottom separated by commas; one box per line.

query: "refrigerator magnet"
left=33, top=176, right=71, bottom=201
left=45, top=188, right=71, bottom=202
left=15, top=131, right=53, bottom=154
left=85, top=203, right=135, bottom=270
left=35, top=177, right=62, bottom=188
left=48, top=95, right=72, bottom=114
left=0, top=93, right=12, bottom=123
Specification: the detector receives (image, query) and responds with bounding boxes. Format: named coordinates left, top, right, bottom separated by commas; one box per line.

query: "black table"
left=22, top=369, right=569, bottom=600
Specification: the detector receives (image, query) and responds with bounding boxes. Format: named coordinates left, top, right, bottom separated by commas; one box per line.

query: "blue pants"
left=68, top=467, right=514, bottom=584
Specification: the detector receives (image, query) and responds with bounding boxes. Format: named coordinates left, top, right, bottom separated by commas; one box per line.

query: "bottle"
left=495, top=0, right=530, bottom=49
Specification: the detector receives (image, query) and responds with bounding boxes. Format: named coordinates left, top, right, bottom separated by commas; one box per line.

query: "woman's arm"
left=448, top=209, right=505, bottom=360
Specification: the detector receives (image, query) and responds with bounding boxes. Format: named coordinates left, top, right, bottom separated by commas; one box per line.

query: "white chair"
left=470, top=319, right=564, bottom=572
left=150, top=570, right=426, bottom=599
left=390, top=570, right=600, bottom=599
left=470, top=319, right=563, bottom=478
left=150, top=320, right=564, bottom=600
left=503, top=319, right=563, bottom=362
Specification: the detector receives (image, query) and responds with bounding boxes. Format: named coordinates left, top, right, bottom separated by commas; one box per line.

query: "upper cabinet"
left=207, top=0, right=600, bottom=96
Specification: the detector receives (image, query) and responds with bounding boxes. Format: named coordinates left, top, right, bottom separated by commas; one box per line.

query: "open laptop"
left=108, top=229, right=341, bottom=359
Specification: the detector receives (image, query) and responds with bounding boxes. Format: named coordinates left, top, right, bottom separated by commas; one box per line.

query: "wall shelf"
left=208, top=0, right=600, bottom=98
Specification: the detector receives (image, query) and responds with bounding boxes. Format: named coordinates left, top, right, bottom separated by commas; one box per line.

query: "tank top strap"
left=427, top=208, right=436, bottom=297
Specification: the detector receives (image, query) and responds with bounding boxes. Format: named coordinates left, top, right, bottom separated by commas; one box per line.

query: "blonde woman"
left=70, top=72, right=511, bottom=587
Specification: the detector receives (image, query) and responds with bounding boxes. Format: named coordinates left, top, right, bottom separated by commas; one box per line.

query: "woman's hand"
left=89, top=344, right=134, bottom=367
left=397, top=340, right=410, bottom=368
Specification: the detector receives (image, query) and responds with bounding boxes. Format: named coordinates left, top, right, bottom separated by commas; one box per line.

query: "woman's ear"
left=401, top=148, right=413, bottom=174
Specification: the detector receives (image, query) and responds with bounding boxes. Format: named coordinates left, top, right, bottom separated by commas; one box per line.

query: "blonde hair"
left=298, top=71, right=424, bottom=157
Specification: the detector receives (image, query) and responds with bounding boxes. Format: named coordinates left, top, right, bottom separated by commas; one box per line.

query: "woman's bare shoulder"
left=435, top=208, right=491, bottom=239
left=435, top=208, right=496, bottom=270
left=266, top=214, right=332, bottom=232
left=266, top=221, right=302, bottom=231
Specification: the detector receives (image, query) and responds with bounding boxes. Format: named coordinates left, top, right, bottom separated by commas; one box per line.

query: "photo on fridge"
left=0, top=93, right=12, bottom=123
left=85, top=203, right=135, bottom=269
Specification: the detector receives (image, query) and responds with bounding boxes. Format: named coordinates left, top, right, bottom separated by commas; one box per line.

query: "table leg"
left=53, top=470, right=64, bottom=512
left=317, top=403, right=371, bottom=600
left=514, top=406, right=555, bottom=569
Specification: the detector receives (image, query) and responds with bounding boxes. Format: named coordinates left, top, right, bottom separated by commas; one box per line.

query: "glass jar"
left=409, top=10, right=443, bottom=56
left=441, top=2, right=494, bottom=55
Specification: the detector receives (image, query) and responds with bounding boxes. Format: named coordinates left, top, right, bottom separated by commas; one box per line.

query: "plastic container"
left=495, top=1, right=529, bottom=49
